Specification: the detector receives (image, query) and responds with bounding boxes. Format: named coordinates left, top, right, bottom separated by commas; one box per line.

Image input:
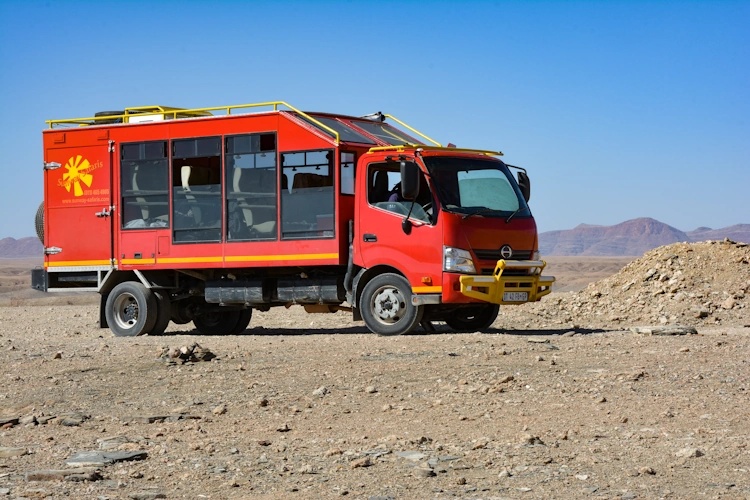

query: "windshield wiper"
left=505, top=206, right=530, bottom=223
left=461, top=208, right=501, bottom=220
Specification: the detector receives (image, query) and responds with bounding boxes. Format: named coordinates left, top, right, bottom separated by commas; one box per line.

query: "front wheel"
left=445, top=304, right=500, bottom=332
left=105, top=282, right=157, bottom=337
left=360, top=273, right=423, bottom=336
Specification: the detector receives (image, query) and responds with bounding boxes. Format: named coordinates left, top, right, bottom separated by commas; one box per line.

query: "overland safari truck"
left=32, top=102, right=554, bottom=337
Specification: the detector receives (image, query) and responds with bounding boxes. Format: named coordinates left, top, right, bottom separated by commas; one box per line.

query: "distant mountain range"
left=0, top=237, right=43, bottom=258
left=2, top=218, right=749, bottom=258
left=540, top=218, right=750, bottom=256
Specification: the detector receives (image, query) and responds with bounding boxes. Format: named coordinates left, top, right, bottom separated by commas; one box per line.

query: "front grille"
left=474, top=249, right=532, bottom=261
left=481, top=268, right=529, bottom=276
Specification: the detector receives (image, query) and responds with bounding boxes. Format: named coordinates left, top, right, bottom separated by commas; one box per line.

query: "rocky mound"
left=517, top=239, right=750, bottom=329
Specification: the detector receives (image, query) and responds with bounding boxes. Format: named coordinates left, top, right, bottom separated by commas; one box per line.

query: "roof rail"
left=46, top=101, right=340, bottom=144
left=368, top=145, right=503, bottom=156
left=382, top=114, right=442, bottom=147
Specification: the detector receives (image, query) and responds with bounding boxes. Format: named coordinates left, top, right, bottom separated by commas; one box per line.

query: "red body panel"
left=44, top=136, right=113, bottom=268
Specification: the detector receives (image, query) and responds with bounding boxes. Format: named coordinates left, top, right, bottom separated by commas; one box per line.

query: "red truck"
left=32, top=102, right=554, bottom=336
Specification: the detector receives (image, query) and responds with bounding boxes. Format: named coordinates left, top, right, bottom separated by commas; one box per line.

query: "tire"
left=149, top=291, right=172, bottom=336
left=445, top=304, right=500, bottom=332
left=170, top=299, right=192, bottom=325
left=229, top=308, right=253, bottom=335
left=360, top=273, right=424, bottom=336
left=35, top=202, right=44, bottom=244
left=105, top=282, right=158, bottom=337
left=193, top=310, right=242, bottom=335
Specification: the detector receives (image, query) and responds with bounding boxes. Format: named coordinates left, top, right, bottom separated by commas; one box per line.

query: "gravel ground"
left=0, top=241, right=749, bottom=499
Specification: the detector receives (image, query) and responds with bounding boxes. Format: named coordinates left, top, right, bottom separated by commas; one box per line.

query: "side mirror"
left=400, top=161, right=420, bottom=201
left=517, top=171, right=531, bottom=202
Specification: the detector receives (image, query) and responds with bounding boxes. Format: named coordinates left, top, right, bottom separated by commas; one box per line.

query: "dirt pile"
left=513, top=239, right=750, bottom=329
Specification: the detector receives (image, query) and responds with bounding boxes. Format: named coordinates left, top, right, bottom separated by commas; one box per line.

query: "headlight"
left=533, top=251, right=541, bottom=261
left=443, top=246, right=476, bottom=273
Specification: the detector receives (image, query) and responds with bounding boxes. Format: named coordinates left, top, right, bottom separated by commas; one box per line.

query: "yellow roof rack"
left=46, top=101, right=341, bottom=143
left=368, top=145, right=503, bottom=156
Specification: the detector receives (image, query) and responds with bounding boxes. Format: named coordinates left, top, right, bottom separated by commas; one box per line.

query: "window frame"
left=119, top=140, right=170, bottom=231
left=279, top=148, right=336, bottom=241
left=224, top=132, right=279, bottom=242
left=170, top=135, right=224, bottom=244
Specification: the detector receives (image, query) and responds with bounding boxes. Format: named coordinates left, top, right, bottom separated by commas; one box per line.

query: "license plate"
left=503, top=291, right=528, bottom=302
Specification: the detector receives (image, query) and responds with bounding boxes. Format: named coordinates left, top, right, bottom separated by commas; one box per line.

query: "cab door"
left=45, top=143, right=113, bottom=269
left=355, top=160, right=442, bottom=293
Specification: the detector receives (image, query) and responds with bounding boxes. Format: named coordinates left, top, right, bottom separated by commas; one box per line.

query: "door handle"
left=363, top=233, right=377, bottom=242
left=95, top=207, right=111, bottom=218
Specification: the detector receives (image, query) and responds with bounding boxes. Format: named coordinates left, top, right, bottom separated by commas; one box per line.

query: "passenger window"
left=280, top=150, right=335, bottom=239
left=121, top=141, right=169, bottom=229
left=340, top=152, right=356, bottom=195
left=172, top=137, right=222, bottom=243
left=225, top=133, right=277, bottom=241
left=366, top=162, right=433, bottom=223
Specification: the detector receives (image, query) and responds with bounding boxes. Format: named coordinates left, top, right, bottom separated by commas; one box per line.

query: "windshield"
left=424, top=157, right=529, bottom=217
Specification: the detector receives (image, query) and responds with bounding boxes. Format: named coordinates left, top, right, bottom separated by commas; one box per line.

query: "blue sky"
left=0, top=0, right=747, bottom=238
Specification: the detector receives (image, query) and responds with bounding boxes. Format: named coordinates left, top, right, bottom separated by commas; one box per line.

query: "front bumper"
left=459, top=260, right=555, bottom=305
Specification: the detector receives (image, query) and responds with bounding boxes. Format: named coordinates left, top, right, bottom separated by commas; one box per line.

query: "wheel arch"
left=352, top=264, right=409, bottom=309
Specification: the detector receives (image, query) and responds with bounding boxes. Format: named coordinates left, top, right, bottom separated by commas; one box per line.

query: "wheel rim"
left=112, top=292, right=140, bottom=331
left=370, top=285, right=406, bottom=325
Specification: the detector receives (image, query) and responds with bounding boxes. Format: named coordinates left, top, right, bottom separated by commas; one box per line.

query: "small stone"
left=596, top=396, right=607, bottom=403
left=25, top=468, right=102, bottom=482
left=575, top=474, right=588, bottom=480
left=498, top=375, right=514, bottom=384
left=639, top=466, right=656, bottom=475
left=520, top=433, right=544, bottom=445
left=527, top=337, right=549, bottom=343
left=324, top=447, right=343, bottom=457
left=675, top=447, right=703, bottom=458
left=396, top=451, right=426, bottom=461
left=456, top=477, right=467, bottom=485
left=53, top=351, right=62, bottom=359
left=722, top=298, right=736, bottom=309
left=19, top=415, right=37, bottom=425
left=276, top=423, right=291, bottom=432
left=128, top=493, right=166, bottom=500
left=312, top=386, right=329, bottom=397
left=472, top=438, right=489, bottom=450
left=212, top=404, right=227, bottom=416
left=257, top=440, right=271, bottom=447
left=413, top=466, right=436, bottom=478
left=64, top=450, right=148, bottom=467
left=365, top=386, right=377, bottom=394
left=350, top=456, right=373, bottom=468
left=630, top=326, right=698, bottom=336
left=0, top=446, right=28, bottom=458
left=258, top=397, right=269, bottom=407
left=498, top=468, right=512, bottom=478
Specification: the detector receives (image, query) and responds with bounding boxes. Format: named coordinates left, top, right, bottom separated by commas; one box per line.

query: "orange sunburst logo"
left=62, top=155, right=94, bottom=197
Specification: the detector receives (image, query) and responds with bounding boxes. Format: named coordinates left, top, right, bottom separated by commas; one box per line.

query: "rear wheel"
left=360, top=273, right=423, bottom=336
left=193, top=310, right=241, bottom=335
left=445, top=304, right=500, bottom=332
left=229, top=309, right=253, bottom=334
left=149, top=291, right=172, bottom=336
left=105, top=282, right=157, bottom=337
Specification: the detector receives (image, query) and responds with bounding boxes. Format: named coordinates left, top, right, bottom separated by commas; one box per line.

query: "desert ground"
left=1, top=244, right=748, bottom=500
